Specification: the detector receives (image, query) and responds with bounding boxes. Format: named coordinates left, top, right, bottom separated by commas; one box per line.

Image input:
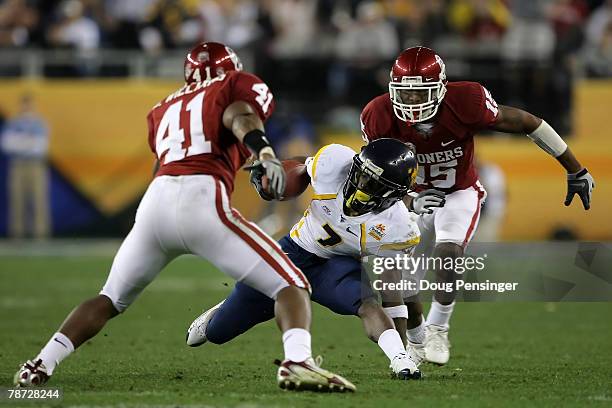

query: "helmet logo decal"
left=401, top=76, right=422, bottom=84
left=197, top=51, right=210, bottom=63
left=363, top=159, right=384, bottom=177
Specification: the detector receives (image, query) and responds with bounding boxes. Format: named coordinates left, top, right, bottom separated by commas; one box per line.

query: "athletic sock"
left=377, top=329, right=406, bottom=362
left=426, top=300, right=455, bottom=329
left=35, top=332, right=75, bottom=375
left=282, top=328, right=312, bottom=363
left=407, top=316, right=426, bottom=344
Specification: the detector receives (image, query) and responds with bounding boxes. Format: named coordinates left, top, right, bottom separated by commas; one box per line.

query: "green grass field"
left=1, top=253, right=611, bottom=407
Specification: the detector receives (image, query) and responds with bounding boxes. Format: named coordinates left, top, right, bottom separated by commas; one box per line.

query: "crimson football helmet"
left=389, top=46, right=447, bottom=123
left=184, top=42, right=243, bottom=84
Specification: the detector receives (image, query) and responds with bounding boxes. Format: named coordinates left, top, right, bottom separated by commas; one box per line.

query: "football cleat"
left=424, top=325, right=450, bottom=365
left=389, top=353, right=421, bottom=380
left=186, top=301, right=224, bottom=347
left=14, top=359, right=50, bottom=387
left=276, top=357, right=356, bottom=392
left=406, top=340, right=426, bottom=367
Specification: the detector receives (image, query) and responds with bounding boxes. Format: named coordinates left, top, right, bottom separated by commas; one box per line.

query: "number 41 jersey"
left=147, top=71, right=275, bottom=192
left=289, top=144, right=420, bottom=260
left=360, top=81, right=499, bottom=194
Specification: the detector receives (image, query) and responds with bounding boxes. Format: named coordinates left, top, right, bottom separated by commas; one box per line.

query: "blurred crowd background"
left=0, top=0, right=610, bottom=241
left=1, top=0, right=612, bottom=130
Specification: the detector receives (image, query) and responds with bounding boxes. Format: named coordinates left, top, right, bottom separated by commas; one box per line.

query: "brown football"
left=261, top=159, right=310, bottom=200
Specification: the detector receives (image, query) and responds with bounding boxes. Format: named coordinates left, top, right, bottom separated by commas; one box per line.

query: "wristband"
left=568, top=168, right=588, bottom=178
left=243, top=129, right=272, bottom=157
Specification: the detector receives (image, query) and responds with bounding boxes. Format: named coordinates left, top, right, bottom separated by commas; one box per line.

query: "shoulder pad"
left=443, top=81, right=489, bottom=126
left=306, top=144, right=356, bottom=195
left=360, top=94, right=393, bottom=142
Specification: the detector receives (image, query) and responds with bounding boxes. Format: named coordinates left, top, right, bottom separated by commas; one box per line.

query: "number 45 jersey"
left=147, top=70, right=275, bottom=192
left=360, top=81, right=499, bottom=193
left=289, top=144, right=420, bottom=260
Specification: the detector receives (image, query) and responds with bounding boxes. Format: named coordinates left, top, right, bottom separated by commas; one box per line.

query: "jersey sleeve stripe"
left=312, top=193, right=337, bottom=200
left=290, top=218, right=305, bottom=239
left=214, top=180, right=310, bottom=291
left=378, top=236, right=421, bottom=251
left=360, top=115, right=370, bottom=142
left=360, top=223, right=367, bottom=256
left=311, top=144, right=332, bottom=181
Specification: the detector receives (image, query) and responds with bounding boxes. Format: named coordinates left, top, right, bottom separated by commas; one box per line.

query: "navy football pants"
left=206, top=235, right=374, bottom=344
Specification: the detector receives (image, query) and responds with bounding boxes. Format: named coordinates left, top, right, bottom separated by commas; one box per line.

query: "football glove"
left=246, top=158, right=286, bottom=201
left=409, top=189, right=446, bottom=215
left=565, top=168, right=594, bottom=210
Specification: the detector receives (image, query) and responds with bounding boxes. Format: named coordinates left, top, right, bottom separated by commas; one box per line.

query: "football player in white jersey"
left=187, top=139, right=446, bottom=380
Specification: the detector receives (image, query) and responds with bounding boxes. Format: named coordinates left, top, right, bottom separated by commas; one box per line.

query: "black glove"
left=565, top=168, right=594, bottom=210
left=409, top=189, right=446, bottom=215
left=245, top=158, right=286, bottom=201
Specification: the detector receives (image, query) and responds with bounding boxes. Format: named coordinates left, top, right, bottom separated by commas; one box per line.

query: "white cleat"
left=389, top=352, right=422, bottom=380
left=14, top=359, right=50, bottom=387
left=406, top=340, right=426, bottom=367
left=186, top=301, right=224, bottom=347
left=424, top=325, right=450, bottom=365
left=276, top=357, right=356, bottom=392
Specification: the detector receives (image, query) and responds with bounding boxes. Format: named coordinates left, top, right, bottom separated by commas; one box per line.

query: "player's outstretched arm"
left=223, top=101, right=286, bottom=199
left=491, top=105, right=595, bottom=210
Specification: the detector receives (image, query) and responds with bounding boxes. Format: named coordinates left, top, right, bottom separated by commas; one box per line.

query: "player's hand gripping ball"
left=248, top=159, right=309, bottom=201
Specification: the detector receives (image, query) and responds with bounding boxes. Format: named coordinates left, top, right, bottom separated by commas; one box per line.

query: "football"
left=262, top=159, right=310, bottom=200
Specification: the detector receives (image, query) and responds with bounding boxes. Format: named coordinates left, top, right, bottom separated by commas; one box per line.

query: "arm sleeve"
left=228, top=72, right=276, bottom=122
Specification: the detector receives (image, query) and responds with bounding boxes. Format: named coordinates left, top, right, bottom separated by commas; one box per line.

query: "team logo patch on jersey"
left=368, top=224, right=387, bottom=241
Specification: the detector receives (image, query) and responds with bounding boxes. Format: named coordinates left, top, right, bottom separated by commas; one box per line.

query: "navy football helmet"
left=343, top=138, right=418, bottom=216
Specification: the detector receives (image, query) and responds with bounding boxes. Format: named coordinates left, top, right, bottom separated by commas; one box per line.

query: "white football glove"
left=245, top=158, right=286, bottom=200
left=261, top=157, right=286, bottom=200
left=409, top=189, right=446, bottom=215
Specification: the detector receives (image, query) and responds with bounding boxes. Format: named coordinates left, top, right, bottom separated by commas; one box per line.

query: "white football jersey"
left=289, top=144, right=420, bottom=259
